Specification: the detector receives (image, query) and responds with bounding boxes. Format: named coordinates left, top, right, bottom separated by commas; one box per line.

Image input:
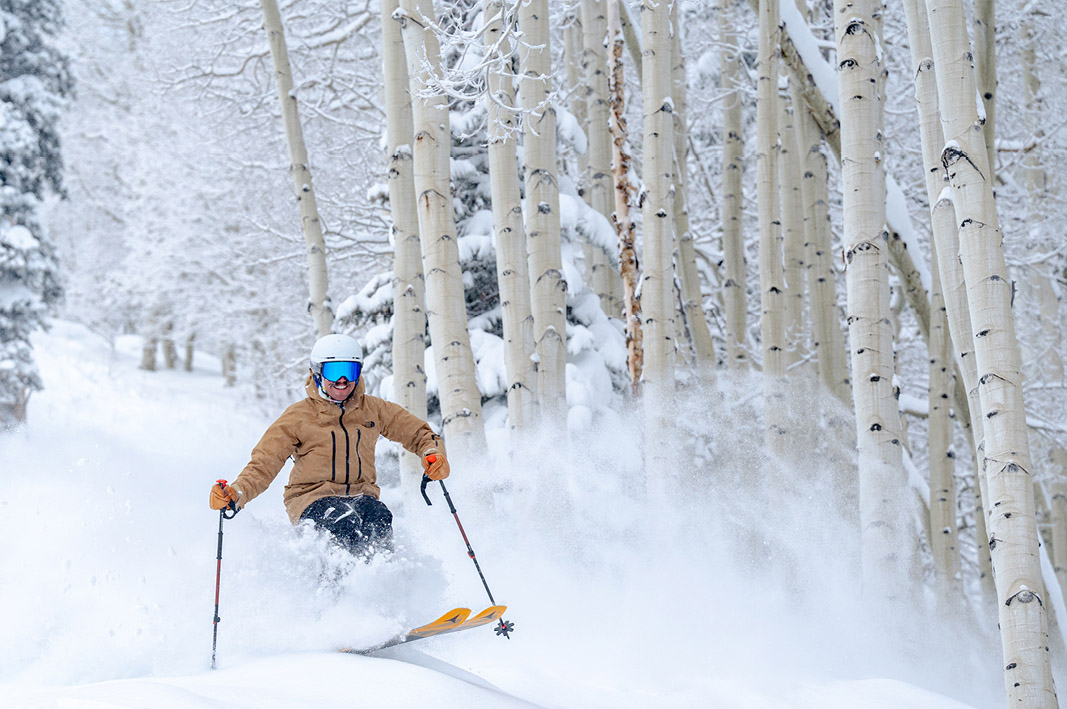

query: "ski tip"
left=432, top=607, right=473, bottom=626
left=407, top=607, right=472, bottom=638
left=472, top=605, right=507, bottom=622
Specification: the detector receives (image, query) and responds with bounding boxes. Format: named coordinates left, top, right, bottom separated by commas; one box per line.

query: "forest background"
left=2, top=0, right=1066, bottom=706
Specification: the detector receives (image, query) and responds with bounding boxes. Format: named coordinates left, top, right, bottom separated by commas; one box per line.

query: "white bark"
left=140, top=339, right=157, bottom=371
left=778, top=81, right=807, bottom=367
left=260, top=0, right=332, bottom=337
left=973, top=0, right=996, bottom=180
left=517, top=0, right=568, bottom=427
left=580, top=0, right=622, bottom=320
left=900, top=0, right=966, bottom=601
left=639, top=0, right=675, bottom=398
left=564, top=16, right=589, bottom=186
left=793, top=82, right=849, bottom=402
left=1053, top=453, right=1067, bottom=608
left=756, top=0, right=784, bottom=381
left=756, top=0, right=787, bottom=455
left=935, top=177, right=996, bottom=601
left=902, top=0, right=996, bottom=601
left=670, top=4, right=715, bottom=368
left=484, top=0, right=537, bottom=433
left=835, top=0, right=909, bottom=601
left=639, top=0, right=675, bottom=503
left=1021, top=18, right=1067, bottom=615
left=926, top=0, right=1056, bottom=702
left=396, top=0, right=487, bottom=459
left=719, top=0, right=747, bottom=369
left=1020, top=22, right=1045, bottom=200
left=928, top=241, right=961, bottom=597
left=382, top=0, right=427, bottom=487
left=565, top=13, right=599, bottom=319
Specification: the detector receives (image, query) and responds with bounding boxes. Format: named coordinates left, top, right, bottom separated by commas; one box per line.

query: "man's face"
left=319, top=360, right=361, bottom=402
left=323, top=376, right=354, bottom=401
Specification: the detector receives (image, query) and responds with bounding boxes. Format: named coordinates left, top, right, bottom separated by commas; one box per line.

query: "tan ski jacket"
left=232, top=376, right=442, bottom=523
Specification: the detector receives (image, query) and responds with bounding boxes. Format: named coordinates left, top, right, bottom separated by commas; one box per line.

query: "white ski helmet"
left=309, top=333, right=363, bottom=377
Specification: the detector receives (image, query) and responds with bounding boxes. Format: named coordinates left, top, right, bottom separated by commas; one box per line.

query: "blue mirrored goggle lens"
left=321, top=360, right=361, bottom=382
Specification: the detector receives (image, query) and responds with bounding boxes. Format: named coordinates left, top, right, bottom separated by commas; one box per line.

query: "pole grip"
left=216, top=479, right=239, bottom=519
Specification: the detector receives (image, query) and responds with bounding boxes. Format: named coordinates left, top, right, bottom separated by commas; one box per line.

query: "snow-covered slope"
left=0, top=321, right=1003, bottom=708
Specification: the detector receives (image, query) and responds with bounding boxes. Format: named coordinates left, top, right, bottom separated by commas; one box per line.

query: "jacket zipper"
left=355, top=428, right=363, bottom=482
left=339, top=404, right=351, bottom=494
left=330, top=431, right=336, bottom=482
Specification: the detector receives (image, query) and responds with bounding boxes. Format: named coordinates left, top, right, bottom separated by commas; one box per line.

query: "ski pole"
left=421, top=462, right=514, bottom=639
left=211, top=479, right=239, bottom=670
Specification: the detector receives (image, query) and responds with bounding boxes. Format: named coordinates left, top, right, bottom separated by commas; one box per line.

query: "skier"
left=208, top=333, right=449, bottom=556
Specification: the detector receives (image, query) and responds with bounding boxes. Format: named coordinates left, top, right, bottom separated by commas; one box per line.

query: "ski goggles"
left=319, top=360, right=361, bottom=383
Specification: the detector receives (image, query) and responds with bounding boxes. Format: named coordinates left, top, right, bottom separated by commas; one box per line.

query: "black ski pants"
left=300, top=495, right=393, bottom=556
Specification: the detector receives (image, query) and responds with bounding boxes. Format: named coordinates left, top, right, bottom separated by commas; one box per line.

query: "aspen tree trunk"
left=926, top=0, right=1056, bottom=702
left=517, top=0, right=568, bottom=427
left=755, top=0, right=783, bottom=380
left=973, top=0, right=996, bottom=179
left=900, top=0, right=963, bottom=601
left=719, top=0, right=748, bottom=370
left=928, top=241, right=961, bottom=597
left=183, top=334, right=195, bottom=372
left=777, top=82, right=807, bottom=367
left=1053, top=452, right=1067, bottom=608
left=1019, top=19, right=1059, bottom=394
left=941, top=187, right=998, bottom=599
left=259, top=0, right=332, bottom=337
left=806, top=146, right=850, bottom=401
left=639, top=0, right=675, bottom=502
left=793, top=82, right=849, bottom=402
left=608, top=0, right=642, bottom=393
left=564, top=11, right=594, bottom=291
left=1021, top=18, right=1067, bottom=613
left=791, top=77, right=855, bottom=515
left=382, top=0, right=428, bottom=488
left=140, top=339, right=157, bottom=371
left=834, top=0, right=909, bottom=601
left=1020, top=22, right=1045, bottom=201
left=756, top=0, right=787, bottom=454
left=616, top=0, right=643, bottom=73
left=670, top=4, right=715, bottom=368
left=564, top=16, right=588, bottom=187
left=222, top=344, right=237, bottom=387
left=162, top=323, right=178, bottom=369
left=396, top=0, right=487, bottom=459
left=484, top=0, right=537, bottom=433
left=902, top=0, right=995, bottom=602
left=936, top=172, right=997, bottom=601
left=639, top=0, right=675, bottom=398
left=580, top=0, right=622, bottom=320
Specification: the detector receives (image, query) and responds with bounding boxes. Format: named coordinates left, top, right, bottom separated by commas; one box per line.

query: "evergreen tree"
left=0, top=0, right=72, bottom=427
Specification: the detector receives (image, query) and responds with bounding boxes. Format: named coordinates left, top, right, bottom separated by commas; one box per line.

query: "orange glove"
left=209, top=480, right=240, bottom=511
left=422, top=449, right=450, bottom=481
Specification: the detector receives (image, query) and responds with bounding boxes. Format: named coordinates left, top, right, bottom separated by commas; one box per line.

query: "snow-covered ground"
left=0, top=321, right=1007, bottom=708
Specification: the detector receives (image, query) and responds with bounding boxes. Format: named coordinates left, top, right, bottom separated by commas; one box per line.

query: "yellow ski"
left=340, top=605, right=507, bottom=654
left=405, top=607, right=472, bottom=639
